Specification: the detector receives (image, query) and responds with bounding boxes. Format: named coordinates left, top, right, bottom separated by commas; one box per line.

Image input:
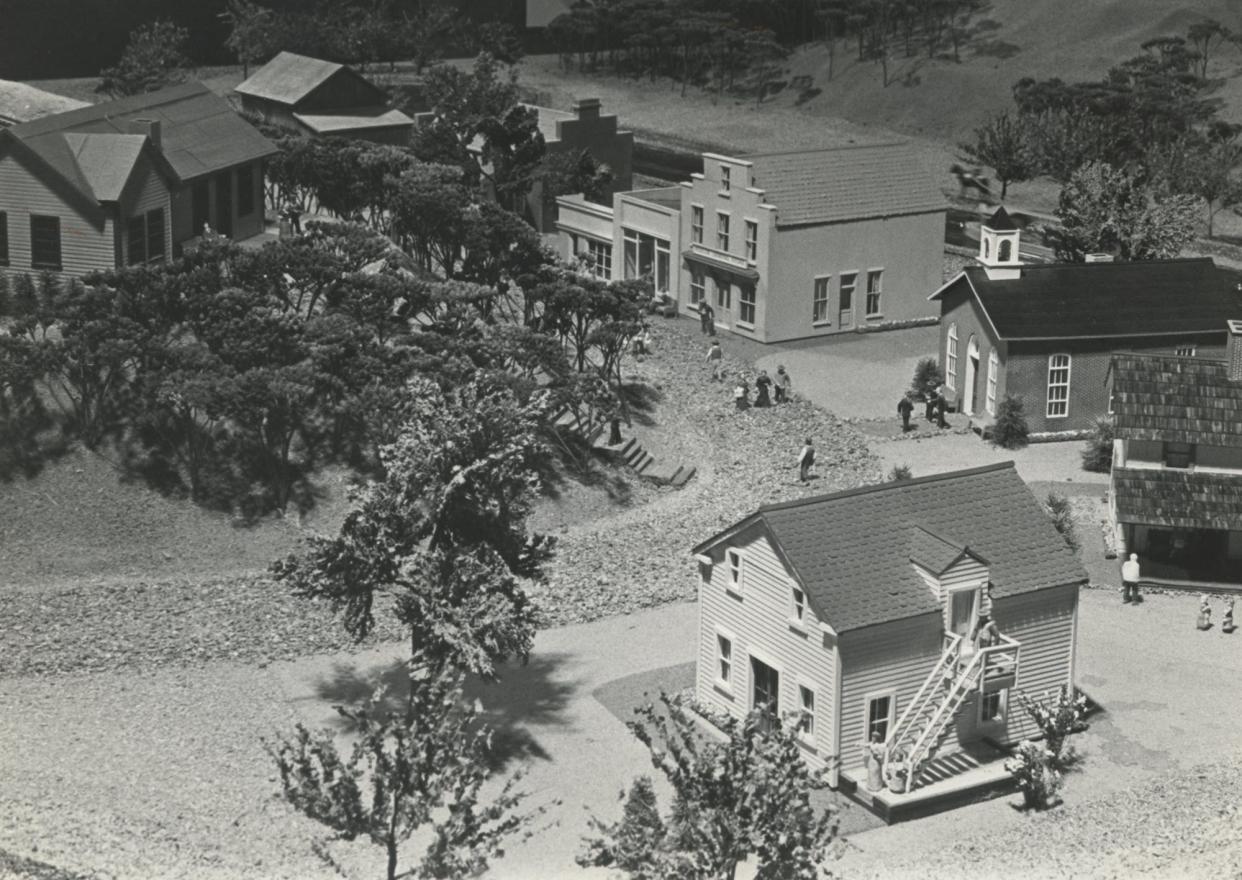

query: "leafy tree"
left=541, top=148, right=616, bottom=211
left=959, top=110, right=1035, bottom=199
left=1186, top=19, right=1232, bottom=80
left=887, top=464, right=913, bottom=481
left=579, top=777, right=666, bottom=878
left=1017, top=685, right=1090, bottom=768
left=219, top=0, right=275, bottom=78
left=911, top=356, right=943, bottom=397
left=1050, top=162, right=1198, bottom=261
left=1043, top=492, right=1080, bottom=554
left=98, top=19, right=191, bottom=98
left=1080, top=416, right=1114, bottom=473
left=273, top=379, right=551, bottom=678
left=270, top=671, right=534, bottom=880
left=580, top=692, right=840, bottom=879
left=990, top=394, right=1029, bottom=450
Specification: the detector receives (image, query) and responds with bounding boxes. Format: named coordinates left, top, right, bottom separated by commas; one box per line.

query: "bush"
left=888, top=464, right=913, bottom=481
left=1005, top=740, right=1062, bottom=810
left=1018, top=685, right=1090, bottom=768
left=911, top=357, right=944, bottom=397
left=1043, top=493, right=1080, bottom=553
left=991, top=394, right=1029, bottom=449
left=1080, top=416, right=1114, bottom=472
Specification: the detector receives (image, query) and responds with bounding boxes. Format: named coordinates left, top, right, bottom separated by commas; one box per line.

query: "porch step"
left=671, top=465, right=697, bottom=487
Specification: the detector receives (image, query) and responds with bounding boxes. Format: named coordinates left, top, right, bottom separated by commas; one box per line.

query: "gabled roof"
left=744, top=141, right=945, bottom=227
left=693, top=463, right=1085, bottom=633
left=932, top=259, right=1238, bottom=340
left=9, top=82, right=276, bottom=187
left=293, top=107, right=414, bottom=134
left=0, top=79, right=90, bottom=126
left=235, top=52, right=348, bottom=105
left=983, top=206, right=1019, bottom=231
left=1112, top=467, right=1242, bottom=530
left=908, top=526, right=989, bottom=576
left=1109, top=352, right=1242, bottom=446
left=63, top=132, right=147, bottom=202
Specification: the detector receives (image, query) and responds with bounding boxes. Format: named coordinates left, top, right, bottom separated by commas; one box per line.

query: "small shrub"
left=1080, top=416, right=1114, bottom=472
left=1005, top=740, right=1062, bottom=810
left=911, top=357, right=944, bottom=397
left=1043, top=492, right=1080, bottom=553
left=888, top=464, right=913, bottom=481
left=991, top=394, right=1029, bottom=449
left=1018, top=685, right=1090, bottom=768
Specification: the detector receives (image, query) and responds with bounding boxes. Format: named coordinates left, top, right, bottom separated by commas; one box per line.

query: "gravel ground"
left=531, top=316, right=882, bottom=626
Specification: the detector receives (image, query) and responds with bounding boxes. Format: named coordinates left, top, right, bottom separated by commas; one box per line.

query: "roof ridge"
left=745, top=140, right=908, bottom=159
left=757, top=461, right=1017, bottom=514
left=10, top=81, right=208, bottom=137
left=994, top=256, right=1215, bottom=270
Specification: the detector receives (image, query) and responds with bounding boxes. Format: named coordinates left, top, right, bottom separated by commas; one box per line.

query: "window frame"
left=744, top=219, right=758, bottom=262
left=0, top=211, right=9, bottom=266
left=946, top=323, right=958, bottom=391
left=864, top=688, right=898, bottom=745
left=839, top=271, right=857, bottom=319
left=1163, top=440, right=1195, bottom=469
left=979, top=687, right=1008, bottom=726
left=716, top=211, right=730, bottom=251
left=986, top=348, right=999, bottom=416
left=29, top=215, right=62, bottom=271
left=865, top=268, right=883, bottom=316
left=689, top=267, right=706, bottom=304
left=725, top=548, right=743, bottom=594
left=715, top=629, right=735, bottom=693
left=1175, top=344, right=1196, bottom=357
left=584, top=237, right=611, bottom=279
left=738, top=285, right=756, bottom=326
left=714, top=277, right=731, bottom=310
left=812, top=275, right=830, bottom=325
left=797, top=683, right=816, bottom=743
left=691, top=205, right=704, bottom=244
left=145, top=207, right=165, bottom=263
left=789, top=585, right=807, bottom=631
left=720, top=164, right=731, bottom=193
left=1046, top=353, right=1071, bottom=419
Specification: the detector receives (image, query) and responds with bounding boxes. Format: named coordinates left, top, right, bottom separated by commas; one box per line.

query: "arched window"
left=998, top=239, right=1012, bottom=261
left=946, top=323, right=958, bottom=391
left=986, top=349, right=999, bottom=415
left=1046, top=354, right=1071, bottom=418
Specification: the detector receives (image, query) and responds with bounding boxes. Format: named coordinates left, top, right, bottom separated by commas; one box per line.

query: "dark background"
left=0, top=0, right=524, bottom=80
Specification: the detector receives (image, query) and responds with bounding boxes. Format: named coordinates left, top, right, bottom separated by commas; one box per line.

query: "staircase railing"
left=882, top=633, right=961, bottom=771
left=901, top=648, right=987, bottom=787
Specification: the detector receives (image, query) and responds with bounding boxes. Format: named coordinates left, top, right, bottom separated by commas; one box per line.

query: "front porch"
left=840, top=740, right=1015, bottom=823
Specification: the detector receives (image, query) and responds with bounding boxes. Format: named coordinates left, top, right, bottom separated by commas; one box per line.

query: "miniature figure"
left=1222, top=598, right=1236, bottom=634
left=1196, top=594, right=1213, bottom=630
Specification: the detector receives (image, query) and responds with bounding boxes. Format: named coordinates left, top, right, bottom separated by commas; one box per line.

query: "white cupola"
left=979, top=206, right=1022, bottom=281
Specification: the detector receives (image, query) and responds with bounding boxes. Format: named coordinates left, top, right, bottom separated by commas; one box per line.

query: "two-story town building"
left=692, top=463, right=1087, bottom=819
left=931, top=209, right=1241, bottom=432
left=1106, top=328, right=1242, bottom=586
left=0, top=82, right=277, bottom=279
left=557, top=140, right=945, bottom=343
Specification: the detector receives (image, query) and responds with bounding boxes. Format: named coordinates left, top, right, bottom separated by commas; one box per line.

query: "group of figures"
left=898, top=386, right=951, bottom=432
left=1123, top=553, right=1236, bottom=632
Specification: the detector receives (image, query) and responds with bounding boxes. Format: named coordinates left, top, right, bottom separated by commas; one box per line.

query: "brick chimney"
left=1227, top=319, right=1242, bottom=381
left=129, top=118, right=161, bottom=149
left=574, top=98, right=601, bottom=120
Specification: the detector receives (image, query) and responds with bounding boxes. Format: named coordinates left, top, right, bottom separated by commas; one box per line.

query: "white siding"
left=838, top=613, right=947, bottom=773
left=120, top=157, right=172, bottom=266
left=696, top=522, right=837, bottom=770
left=0, top=149, right=113, bottom=279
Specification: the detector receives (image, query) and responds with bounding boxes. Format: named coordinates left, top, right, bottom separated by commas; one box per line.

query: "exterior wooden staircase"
left=551, top=409, right=697, bottom=488
left=884, top=632, right=1020, bottom=791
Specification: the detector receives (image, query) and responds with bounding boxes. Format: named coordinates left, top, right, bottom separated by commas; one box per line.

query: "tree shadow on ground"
left=618, top=381, right=663, bottom=428
left=312, top=652, right=578, bottom=771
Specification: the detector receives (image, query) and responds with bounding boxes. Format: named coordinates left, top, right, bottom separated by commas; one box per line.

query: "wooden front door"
left=751, top=657, right=780, bottom=722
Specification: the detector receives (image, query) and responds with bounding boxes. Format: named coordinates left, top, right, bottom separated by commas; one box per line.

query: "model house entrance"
left=751, top=656, right=779, bottom=728
left=963, top=334, right=980, bottom=415
left=948, top=588, right=976, bottom=636
left=838, top=272, right=855, bottom=329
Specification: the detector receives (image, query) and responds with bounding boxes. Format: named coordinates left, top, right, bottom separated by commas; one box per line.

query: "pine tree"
left=991, top=394, right=1029, bottom=449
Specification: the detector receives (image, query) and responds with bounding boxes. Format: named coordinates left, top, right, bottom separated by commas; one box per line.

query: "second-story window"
left=717, top=212, right=730, bottom=251
left=745, top=220, right=758, bottom=261
left=720, top=164, right=731, bottom=192
left=691, top=205, right=703, bottom=244
left=865, top=269, right=882, bottom=315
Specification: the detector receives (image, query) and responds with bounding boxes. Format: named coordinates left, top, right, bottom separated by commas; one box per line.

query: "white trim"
left=714, top=626, right=737, bottom=695
left=863, top=687, right=898, bottom=744
left=977, top=687, right=1008, bottom=727
left=746, top=648, right=784, bottom=715
left=986, top=348, right=999, bottom=416
left=796, top=678, right=818, bottom=748
left=1046, top=352, right=1072, bottom=419
left=725, top=547, right=744, bottom=596
left=928, top=269, right=967, bottom=300
left=812, top=274, right=832, bottom=325
left=694, top=553, right=713, bottom=566
left=946, top=323, right=959, bottom=392
left=830, top=640, right=842, bottom=788
left=789, top=584, right=808, bottom=630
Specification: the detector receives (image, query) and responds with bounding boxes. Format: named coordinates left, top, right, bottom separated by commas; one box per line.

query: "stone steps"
left=551, top=408, right=695, bottom=488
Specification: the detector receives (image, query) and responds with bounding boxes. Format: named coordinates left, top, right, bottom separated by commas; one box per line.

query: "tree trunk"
left=386, top=837, right=398, bottom=880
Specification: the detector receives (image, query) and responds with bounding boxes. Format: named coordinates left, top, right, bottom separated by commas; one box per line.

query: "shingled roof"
left=235, top=52, right=349, bottom=105
left=1110, top=352, right=1242, bottom=446
left=0, top=79, right=89, bottom=126
left=1112, top=468, right=1242, bottom=530
left=745, top=141, right=945, bottom=227
left=693, top=463, right=1085, bottom=633
left=8, top=82, right=276, bottom=189
left=932, top=258, right=1238, bottom=340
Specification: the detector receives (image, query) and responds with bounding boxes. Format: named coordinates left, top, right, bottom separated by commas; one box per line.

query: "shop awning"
left=682, top=249, right=760, bottom=281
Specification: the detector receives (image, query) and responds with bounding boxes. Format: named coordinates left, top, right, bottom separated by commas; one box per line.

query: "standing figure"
left=734, top=376, right=749, bottom=410
left=924, top=386, right=939, bottom=422
left=864, top=732, right=886, bottom=792
left=706, top=340, right=723, bottom=380
left=700, top=301, right=716, bottom=336
left=797, top=438, right=815, bottom=483
left=935, top=395, right=950, bottom=429
left=1197, top=595, right=1213, bottom=630
left=1223, top=598, right=1236, bottom=634
left=1121, top=553, right=1141, bottom=604
left=755, top=370, right=772, bottom=407
left=775, top=365, right=792, bottom=403
left=898, top=393, right=914, bottom=431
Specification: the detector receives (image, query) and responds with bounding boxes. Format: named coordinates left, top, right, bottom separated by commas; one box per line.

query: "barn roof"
left=293, top=107, right=414, bottom=134
left=933, top=258, right=1237, bottom=340
left=1109, top=351, right=1242, bottom=446
left=235, top=52, right=347, bottom=105
left=1112, top=468, right=1242, bottom=531
left=693, top=463, right=1085, bottom=633
left=9, top=82, right=276, bottom=189
left=744, top=141, right=945, bottom=227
